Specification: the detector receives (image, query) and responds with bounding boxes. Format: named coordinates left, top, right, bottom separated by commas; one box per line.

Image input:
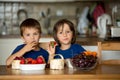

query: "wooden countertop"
left=0, top=34, right=119, bottom=46
left=0, top=34, right=52, bottom=38
left=0, top=34, right=103, bottom=45
left=76, top=36, right=103, bottom=45
left=0, top=64, right=120, bottom=80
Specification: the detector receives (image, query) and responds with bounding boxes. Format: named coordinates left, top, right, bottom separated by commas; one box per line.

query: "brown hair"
left=53, top=19, right=76, bottom=46
left=20, top=18, right=41, bottom=36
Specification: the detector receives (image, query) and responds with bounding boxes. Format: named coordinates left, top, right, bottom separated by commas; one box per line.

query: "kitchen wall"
left=1, top=1, right=120, bottom=36
left=0, top=2, right=85, bottom=35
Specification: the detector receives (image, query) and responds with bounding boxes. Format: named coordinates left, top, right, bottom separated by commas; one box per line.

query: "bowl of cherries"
left=71, top=51, right=98, bottom=70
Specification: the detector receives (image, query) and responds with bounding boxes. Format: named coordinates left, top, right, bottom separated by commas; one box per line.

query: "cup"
left=65, top=59, right=73, bottom=69
left=12, top=60, right=20, bottom=69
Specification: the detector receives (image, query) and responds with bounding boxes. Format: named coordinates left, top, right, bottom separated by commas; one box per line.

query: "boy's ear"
left=21, top=36, right=25, bottom=43
left=38, top=35, right=41, bottom=40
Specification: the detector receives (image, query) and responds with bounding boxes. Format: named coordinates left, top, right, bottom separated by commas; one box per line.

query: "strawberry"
left=20, top=59, right=25, bottom=64
left=26, top=58, right=33, bottom=64
left=37, top=56, right=45, bottom=64
left=50, top=41, right=57, bottom=48
left=14, top=56, right=21, bottom=60
left=31, top=59, right=37, bottom=64
left=20, top=57, right=45, bottom=64
left=14, top=56, right=24, bottom=60
left=54, top=41, right=57, bottom=45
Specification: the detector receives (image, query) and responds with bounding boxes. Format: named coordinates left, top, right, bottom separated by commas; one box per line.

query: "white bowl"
left=20, top=64, right=46, bottom=70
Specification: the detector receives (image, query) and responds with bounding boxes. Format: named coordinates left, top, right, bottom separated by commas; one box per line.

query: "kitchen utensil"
left=12, top=60, right=20, bottom=69
left=1, top=3, right=7, bottom=35
left=112, top=5, right=117, bottom=26
left=17, top=9, right=28, bottom=25
left=65, top=59, right=73, bottom=69
left=41, top=8, right=51, bottom=34
left=111, top=27, right=120, bottom=37
left=92, top=3, right=105, bottom=26
left=50, top=54, right=64, bottom=70
left=97, top=13, right=112, bottom=38
left=1, top=22, right=7, bottom=35
left=77, top=7, right=89, bottom=34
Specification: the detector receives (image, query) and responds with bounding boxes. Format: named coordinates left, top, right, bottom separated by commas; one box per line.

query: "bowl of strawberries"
left=12, top=56, right=46, bottom=70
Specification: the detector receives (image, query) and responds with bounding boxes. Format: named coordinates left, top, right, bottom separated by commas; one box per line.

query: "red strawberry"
left=20, top=59, right=25, bottom=64
left=31, top=59, right=37, bottom=64
left=50, top=41, right=57, bottom=48
left=26, top=58, right=33, bottom=64
left=37, top=56, right=45, bottom=64
left=54, top=41, right=57, bottom=45
left=14, top=56, right=21, bottom=60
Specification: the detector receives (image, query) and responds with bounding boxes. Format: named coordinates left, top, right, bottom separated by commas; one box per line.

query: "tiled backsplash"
left=0, top=1, right=120, bottom=36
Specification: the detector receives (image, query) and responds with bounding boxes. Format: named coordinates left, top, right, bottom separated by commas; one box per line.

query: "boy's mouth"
left=63, top=38, right=69, bottom=41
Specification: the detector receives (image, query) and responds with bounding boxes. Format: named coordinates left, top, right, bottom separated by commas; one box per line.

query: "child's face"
left=57, top=23, right=73, bottom=45
left=21, top=28, right=40, bottom=44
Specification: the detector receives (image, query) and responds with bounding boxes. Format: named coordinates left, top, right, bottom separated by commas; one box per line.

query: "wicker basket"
left=50, top=54, right=64, bottom=69
left=12, top=60, right=20, bottom=69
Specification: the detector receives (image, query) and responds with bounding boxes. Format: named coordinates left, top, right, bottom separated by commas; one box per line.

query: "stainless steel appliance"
left=111, top=27, right=120, bottom=37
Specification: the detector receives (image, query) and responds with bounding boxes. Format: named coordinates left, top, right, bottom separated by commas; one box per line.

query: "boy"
left=6, top=18, right=49, bottom=66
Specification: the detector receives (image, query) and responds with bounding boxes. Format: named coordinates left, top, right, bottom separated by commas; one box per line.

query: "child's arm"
left=6, top=41, right=37, bottom=66
left=47, top=41, right=57, bottom=63
left=6, top=48, right=27, bottom=66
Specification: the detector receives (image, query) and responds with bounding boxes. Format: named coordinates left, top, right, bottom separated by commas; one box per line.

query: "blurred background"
left=0, top=0, right=120, bottom=36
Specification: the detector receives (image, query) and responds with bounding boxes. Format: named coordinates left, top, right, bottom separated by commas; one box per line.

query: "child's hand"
left=23, top=41, right=38, bottom=52
left=47, top=41, right=57, bottom=55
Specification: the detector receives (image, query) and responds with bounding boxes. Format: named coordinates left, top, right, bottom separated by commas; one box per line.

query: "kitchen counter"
left=76, top=36, right=103, bottom=45
left=0, top=34, right=52, bottom=38
left=0, top=34, right=104, bottom=45
left=1, top=34, right=120, bottom=46
left=0, top=64, right=120, bottom=80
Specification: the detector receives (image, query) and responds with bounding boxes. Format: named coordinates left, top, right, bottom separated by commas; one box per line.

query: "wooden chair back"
left=39, top=42, right=49, bottom=50
left=98, top=42, right=120, bottom=64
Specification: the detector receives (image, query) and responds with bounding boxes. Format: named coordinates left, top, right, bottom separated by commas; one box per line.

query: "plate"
left=20, top=64, right=46, bottom=70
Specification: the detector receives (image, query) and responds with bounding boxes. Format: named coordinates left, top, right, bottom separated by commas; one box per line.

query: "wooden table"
left=0, top=64, right=120, bottom=80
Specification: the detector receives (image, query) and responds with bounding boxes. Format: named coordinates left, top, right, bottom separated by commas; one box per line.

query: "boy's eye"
left=26, top=34, right=30, bottom=36
left=66, top=31, right=70, bottom=33
left=33, top=33, right=39, bottom=35
left=59, top=31, right=62, bottom=34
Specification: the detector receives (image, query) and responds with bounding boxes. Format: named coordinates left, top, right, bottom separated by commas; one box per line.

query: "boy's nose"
left=63, top=32, right=67, bottom=36
left=31, top=35, right=35, bottom=39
